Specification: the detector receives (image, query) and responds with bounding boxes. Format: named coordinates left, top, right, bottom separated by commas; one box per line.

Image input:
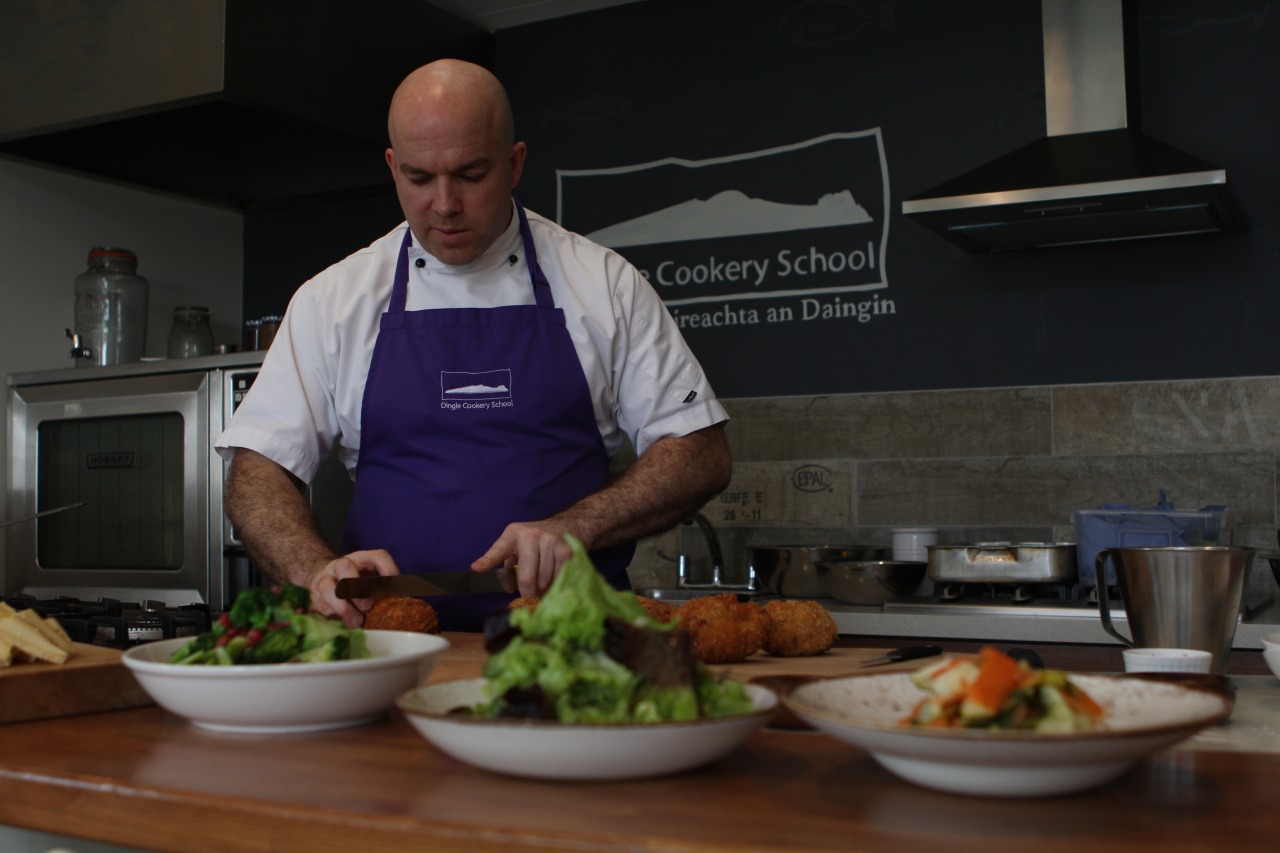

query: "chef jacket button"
left=508, top=255, right=518, bottom=265
left=415, top=258, right=425, bottom=268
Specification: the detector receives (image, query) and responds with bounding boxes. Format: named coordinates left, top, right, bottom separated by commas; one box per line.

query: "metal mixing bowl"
left=1264, top=553, right=1280, bottom=589
left=816, top=560, right=927, bottom=606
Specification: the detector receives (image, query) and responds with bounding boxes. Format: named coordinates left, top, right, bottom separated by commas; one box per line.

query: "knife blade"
left=334, top=570, right=506, bottom=600
left=860, top=644, right=943, bottom=667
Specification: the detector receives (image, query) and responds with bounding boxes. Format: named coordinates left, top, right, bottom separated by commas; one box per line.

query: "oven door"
left=7, top=371, right=212, bottom=605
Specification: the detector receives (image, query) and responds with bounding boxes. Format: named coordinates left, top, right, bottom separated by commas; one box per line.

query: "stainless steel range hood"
left=0, top=0, right=492, bottom=210
left=902, top=0, right=1246, bottom=252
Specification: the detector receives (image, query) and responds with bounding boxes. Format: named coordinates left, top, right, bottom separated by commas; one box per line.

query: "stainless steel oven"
left=4, top=351, right=348, bottom=611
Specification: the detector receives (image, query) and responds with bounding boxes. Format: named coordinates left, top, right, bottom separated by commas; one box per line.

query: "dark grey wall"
left=244, top=0, right=1279, bottom=399
left=498, top=0, right=1279, bottom=398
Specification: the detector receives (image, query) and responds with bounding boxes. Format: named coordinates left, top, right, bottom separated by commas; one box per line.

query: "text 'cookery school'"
left=638, top=240, right=878, bottom=289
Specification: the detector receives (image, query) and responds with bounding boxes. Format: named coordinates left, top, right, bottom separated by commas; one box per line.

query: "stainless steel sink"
left=635, top=587, right=767, bottom=602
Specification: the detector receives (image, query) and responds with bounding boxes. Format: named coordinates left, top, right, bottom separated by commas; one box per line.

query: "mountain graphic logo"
left=441, top=369, right=512, bottom=401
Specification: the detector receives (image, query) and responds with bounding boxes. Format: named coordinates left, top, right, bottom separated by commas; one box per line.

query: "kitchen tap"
left=675, top=512, right=753, bottom=592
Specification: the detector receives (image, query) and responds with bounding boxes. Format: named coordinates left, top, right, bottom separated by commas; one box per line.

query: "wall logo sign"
left=557, top=129, right=891, bottom=329
left=791, top=464, right=834, bottom=493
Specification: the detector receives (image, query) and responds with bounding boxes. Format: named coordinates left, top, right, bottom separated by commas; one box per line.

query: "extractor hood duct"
left=902, top=0, right=1246, bottom=252
left=0, top=0, right=492, bottom=210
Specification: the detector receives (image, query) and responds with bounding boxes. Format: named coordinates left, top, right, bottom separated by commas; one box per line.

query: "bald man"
left=219, top=60, right=731, bottom=631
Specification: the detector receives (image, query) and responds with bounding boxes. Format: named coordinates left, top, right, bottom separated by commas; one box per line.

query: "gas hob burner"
left=882, top=580, right=1125, bottom=618
left=935, top=582, right=1072, bottom=603
left=1, top=594, right=212, bottom=648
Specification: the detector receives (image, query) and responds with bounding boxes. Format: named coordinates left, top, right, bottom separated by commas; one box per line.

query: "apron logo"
left=440, top=369, right=515, bottom=411
left=683, top=390, right=698, bottom=403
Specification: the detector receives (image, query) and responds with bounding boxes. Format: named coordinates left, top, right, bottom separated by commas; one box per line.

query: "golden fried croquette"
left=678, top=594, right=769, bottom=664
left=363, top=595, right=439, bottom=634
left=762, top=599, right=837, bottom=657
left=507, top=596, right=541, bottom=613
left=634, top=595, right=678, bottom=624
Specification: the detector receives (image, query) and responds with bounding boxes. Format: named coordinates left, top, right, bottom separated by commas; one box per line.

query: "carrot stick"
left=962, top=647, right=1023, bottom=719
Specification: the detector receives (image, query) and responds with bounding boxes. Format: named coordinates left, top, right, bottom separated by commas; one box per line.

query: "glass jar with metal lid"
left=71, top=247, right=149, bottom=366
left=167, top=305, right=215, bottom=359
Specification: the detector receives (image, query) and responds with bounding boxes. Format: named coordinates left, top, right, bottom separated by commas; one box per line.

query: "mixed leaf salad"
left=475, top=535, right=754, bottom=724
left=168, top=583, right=369, bottom=666
left=902, top=646, right=1105, bottom=732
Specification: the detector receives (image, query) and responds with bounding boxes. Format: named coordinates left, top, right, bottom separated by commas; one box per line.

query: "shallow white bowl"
left=1123, top=647, right=1213, bottom=674
left=398, top=677, right=776, bottom=780
left=782, top=672, right=1230, bottom=798
left=123, top=630, right=449, bottom=734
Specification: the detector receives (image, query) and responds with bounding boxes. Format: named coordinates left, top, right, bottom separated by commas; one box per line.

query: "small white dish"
left=123, top=630, right=449, bottom=734
left=782, top=672, right=1230, bottom=798
left=397, top=678, right=776, bottom=781
left=1123, top=647, right=1214, bottom=674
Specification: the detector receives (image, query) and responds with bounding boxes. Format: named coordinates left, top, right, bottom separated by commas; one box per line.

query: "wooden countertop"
left=1, top=635, right=1277, bottom=853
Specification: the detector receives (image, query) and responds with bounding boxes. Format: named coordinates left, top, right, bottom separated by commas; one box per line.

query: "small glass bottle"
left=167, top=305, right=215, bottom=358
left=72, top=247, right=149, bottom=367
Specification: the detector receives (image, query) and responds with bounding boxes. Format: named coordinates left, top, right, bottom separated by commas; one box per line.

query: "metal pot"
left=748, top=545, right=889, bottom=598
left=816, top=560, right=927, bottom=605
left=928, top=542, right=1078, bottom=584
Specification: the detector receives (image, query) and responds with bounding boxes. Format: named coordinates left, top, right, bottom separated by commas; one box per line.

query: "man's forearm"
left=224, top=448, right=338, bottom=586
left=559, top=423, right=732, bottom=550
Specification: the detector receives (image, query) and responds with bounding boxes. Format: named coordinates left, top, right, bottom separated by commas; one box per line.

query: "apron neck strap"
left=389, top=227, right=413, bottom=313
left=514, top=202, right=555, bottom=310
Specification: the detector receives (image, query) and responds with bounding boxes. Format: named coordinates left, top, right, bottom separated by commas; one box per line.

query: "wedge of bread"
left=15, top=607, right=73, bottom=653
left=41, top=615, right=76, bottom=654
left=0, top=606, right=73, bottom=665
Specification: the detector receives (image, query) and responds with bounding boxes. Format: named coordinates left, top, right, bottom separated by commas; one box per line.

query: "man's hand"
left=309, top=549, right=403, bottom=627
left=472, top=522, right=576, bottom=597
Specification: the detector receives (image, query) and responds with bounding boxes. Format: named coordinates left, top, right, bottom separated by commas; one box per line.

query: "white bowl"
left=123, top=630, right=449, bottom=734
left=782, top=672, right=1230, bottom=798
left=1263, top=633, right=1280, bottom=681
left=1123, top=647, right=1214, bottom=674
left=397, top=677, right=776, bottom=780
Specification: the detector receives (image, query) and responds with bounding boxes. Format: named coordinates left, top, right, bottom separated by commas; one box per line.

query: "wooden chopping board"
left=432, top=634, right=945, bottom=682
left=0, top=642, right=154, bottom=724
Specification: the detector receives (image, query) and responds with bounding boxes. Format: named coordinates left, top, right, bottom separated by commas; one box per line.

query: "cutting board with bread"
left=0, top=602, right=153, bottom=724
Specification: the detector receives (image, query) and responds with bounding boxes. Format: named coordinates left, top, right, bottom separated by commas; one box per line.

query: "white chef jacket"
left=216, top=204, right=728, bottom=484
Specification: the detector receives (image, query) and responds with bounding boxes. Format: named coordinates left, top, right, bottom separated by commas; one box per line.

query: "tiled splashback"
left=629, top=377, right=1280, bottom=604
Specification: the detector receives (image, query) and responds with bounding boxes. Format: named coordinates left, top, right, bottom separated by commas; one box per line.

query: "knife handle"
left=891, top=644, right=943, bottom=662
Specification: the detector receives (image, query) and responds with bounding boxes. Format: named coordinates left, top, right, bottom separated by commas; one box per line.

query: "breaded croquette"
left=761, top=599, right=837, bottom=657
left=635, top=595, right=678, bottom=624
left=678, top=594, right=769, bottom=664
left=363, top=595, right=439, bottom=634
left=507, top=596, right=541, bottom=613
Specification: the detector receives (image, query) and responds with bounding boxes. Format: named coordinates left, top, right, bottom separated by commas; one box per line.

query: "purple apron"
left=342, top=205, right=634, bottom=631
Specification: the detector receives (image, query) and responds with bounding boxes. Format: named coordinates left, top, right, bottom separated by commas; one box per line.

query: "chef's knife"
left=335, top=570, right=506, bottom=599
left=0, top=502, right=85, bottom=529
left=860, top=644, right=943, bottom=667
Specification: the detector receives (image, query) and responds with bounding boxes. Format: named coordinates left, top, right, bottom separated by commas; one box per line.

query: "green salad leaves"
left=476, top=536, right=753, bottom=723
left=168, top=584, right=369, bottom=666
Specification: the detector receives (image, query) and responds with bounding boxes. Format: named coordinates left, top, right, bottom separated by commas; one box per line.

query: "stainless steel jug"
left=1095, top=546, right=1252, bottom=674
